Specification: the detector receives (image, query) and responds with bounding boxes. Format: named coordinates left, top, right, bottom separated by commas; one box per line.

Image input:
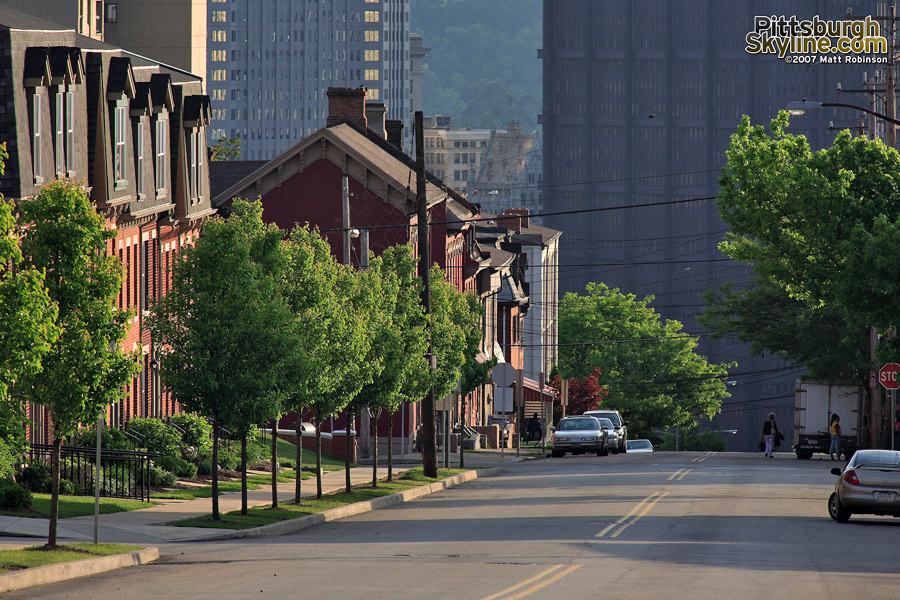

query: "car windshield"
left=596, top=418, right=614, bottom=428
left=851, top=450, right=900, bottom=468
left=559, top=419, right=599, bottom=431
left=589, top=412, right=620, bottom=426
left=629, top=440, right=652, bottom=449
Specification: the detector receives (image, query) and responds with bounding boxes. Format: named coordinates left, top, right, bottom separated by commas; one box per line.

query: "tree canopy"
left=559, top=282, right=732, bottom=436
left=716, top=112, right=900, bottom=362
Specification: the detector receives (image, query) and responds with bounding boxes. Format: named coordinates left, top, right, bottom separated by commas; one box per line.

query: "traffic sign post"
left=880, top=363, right=900, bottom=450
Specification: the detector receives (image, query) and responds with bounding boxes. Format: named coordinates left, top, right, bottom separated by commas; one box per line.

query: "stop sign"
left=879, top=363, right=900, bottom=390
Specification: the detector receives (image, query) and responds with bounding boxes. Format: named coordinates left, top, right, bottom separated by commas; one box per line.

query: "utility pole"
left=416, top=110, right=438, bottom=478
left=342, top=176, right=351, bottom=265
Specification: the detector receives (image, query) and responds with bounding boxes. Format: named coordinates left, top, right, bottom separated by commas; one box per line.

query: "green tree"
left=147, top=199, right=291, bottom=520
left=700, top=277, right=870, bottom=383
left=0, top=143, right=59, bottom=457
left=717, top=112, right=900, bottom=359
left=15, top=180, right=138, bottom=547
left=355, top=246, right=428, bottom=485
left=210, top=136, right=241, bottom=161
left=279, top=225, right=339, bottom=504
left=428, top=267, right=482, bottom=400
left=559, top=282, right=732, bottom=436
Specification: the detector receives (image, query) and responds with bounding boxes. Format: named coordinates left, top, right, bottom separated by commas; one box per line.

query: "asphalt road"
left=6, top=451, right=900, bottom=600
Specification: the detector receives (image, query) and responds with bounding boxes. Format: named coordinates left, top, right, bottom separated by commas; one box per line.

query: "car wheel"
left=611, top=444, right=619, bottom=455
left=599, top=445, right=609, bottom=457
left=620, top=441, right=627, bottom=454
left=551, top=449, right=564, bottom=458
left=828, top=492, right=852, bottom=523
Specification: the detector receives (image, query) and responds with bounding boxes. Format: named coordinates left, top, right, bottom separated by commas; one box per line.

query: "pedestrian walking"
left=829, top=414, right=841, bottom=460
left=761, top=412, right=779, bottom=458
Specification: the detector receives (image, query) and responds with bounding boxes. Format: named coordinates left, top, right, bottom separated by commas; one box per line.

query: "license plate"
left=874, top=491, right=895, bottom=502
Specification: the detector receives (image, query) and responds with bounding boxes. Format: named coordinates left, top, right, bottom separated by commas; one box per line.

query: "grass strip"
left=0, top=543, right=142, bottom=570
left=174, top=467, right=466, bottom=529
left=0, top=495, right=152, bottom=520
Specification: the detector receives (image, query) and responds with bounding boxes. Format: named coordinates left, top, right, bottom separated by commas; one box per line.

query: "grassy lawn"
left=0, top=495, right=152, bottom=520
left=263, top=435, right=353, bottom=470
left=0, top=543, right=142, bottom=571
left=174, top=467, right=466, bottom=529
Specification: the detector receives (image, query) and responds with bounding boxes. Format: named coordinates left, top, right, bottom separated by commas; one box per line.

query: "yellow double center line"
left=668, top=468, right=693, bottom=480
left=595, top=490, right=670, bottom=539
left=482, top=564, right=582, bottom=600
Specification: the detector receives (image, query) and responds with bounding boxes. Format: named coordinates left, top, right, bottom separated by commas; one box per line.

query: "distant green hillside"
left=411, top=0, right=542, bottom=131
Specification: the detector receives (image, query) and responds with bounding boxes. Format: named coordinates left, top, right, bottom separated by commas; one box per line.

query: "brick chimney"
left=385, top=119, right=404, bottom=150
left=327, top=87, right=368, bottom=130
left=498, top=208, right=530, bottom=233
left=365, top=102, right=387, bottom=139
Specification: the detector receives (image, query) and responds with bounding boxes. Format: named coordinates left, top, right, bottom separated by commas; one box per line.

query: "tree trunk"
left=294, top=412, right=303, bottom=504
left=271, top=419, right=278, bottom=508
left=240, top=434, right=248, bottom=515
left=371, top=409, right=379, bottom=488
left=315, top=419, right=323, bottom=499
left=344, top=409, right=353, bottom=494
left=387, top=410, right=393, bottom=481
left=211, top=416, right=220, bottom=521
left=48, top=436, right=61, bottom=547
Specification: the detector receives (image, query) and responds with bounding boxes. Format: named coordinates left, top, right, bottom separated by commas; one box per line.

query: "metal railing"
left=26, top=444, right=159, bottom=502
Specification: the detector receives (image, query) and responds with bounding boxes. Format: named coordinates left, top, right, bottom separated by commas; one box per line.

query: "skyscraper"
left=207, top=0, right=411, bottom=159
left=541, top=0, right=880, bottom=450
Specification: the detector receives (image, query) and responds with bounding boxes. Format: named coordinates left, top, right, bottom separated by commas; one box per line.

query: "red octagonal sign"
left=879, top=363, right=900, bottom=390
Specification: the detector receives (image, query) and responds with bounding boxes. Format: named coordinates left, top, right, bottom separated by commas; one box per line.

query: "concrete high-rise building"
left=207, top=0, right=411, bottom=159
left=541, top=0, right=880, bottom=451
left=0, top=0, right=105, bottom=40
left=104, top=0, right=207, bottom=77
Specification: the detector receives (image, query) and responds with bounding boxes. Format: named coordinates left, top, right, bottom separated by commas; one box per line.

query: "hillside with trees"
left=411, top=0, right=542, bottom=130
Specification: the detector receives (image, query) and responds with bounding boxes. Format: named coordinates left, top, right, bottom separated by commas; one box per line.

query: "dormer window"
left=189, top=128, right=203, bottom=203
left=65, top=91, right=74, bottom=174
left=55, top=92, right=64, bottom=176
left=155, top=117, right=167, bottom=195
left=32, top=92, right=42, bottom=183
left=114, top=104, right=127, bottom=184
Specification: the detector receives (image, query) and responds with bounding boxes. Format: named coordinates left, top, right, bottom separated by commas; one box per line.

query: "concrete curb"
left=199, top=467, right=503, bottom=541
left=0, top=547, right=159, bottom=593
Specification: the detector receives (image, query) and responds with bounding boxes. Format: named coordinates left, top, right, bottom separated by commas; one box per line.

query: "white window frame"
left=155, top=118, right=167, bottom=194
left=32, top=92, right=42, bottom=183
left=114, top=104, right=127, bottom=184
left=190, top=128, right=203, bottom=203
left=55, top=92, right=64, bottom=176
left=65, top=91, right=75, bottom=174
left=136, top=120, right=144, bottom=198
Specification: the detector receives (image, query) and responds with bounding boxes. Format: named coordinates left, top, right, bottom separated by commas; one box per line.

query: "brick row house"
left=0, top=9, right=214, bottom=443
left=213, top=87, right=558, bottom=455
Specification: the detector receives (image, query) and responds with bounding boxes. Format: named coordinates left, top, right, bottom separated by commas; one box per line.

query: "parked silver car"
left=829, top=449, right=900, bottom=523
left=551, top=416, right=609, bottom=458
left=626, top=439, right=654, bottom=453
left=584, top=409, right=628, bottom=453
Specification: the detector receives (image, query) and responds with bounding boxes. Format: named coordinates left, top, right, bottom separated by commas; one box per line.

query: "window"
left=212, top=10, right=227, bottom=22
left=65, top=91, right=74, bottom=173
left=141, top=239, right=148, bottom=312
left=366, top=88, right=379, bottom=100
left=32, top=93, right=42, bottom=182
left=114, top=105, right=127, bottom=183
left=364, top=30, right=379, bottom=42
left=135, top=121, right=144, bottom=196
left=55, top=93, right=64, bottom=175
left=155, top=118, right=167, bottom=192
left=364, top=49, right=379, bottom=61
left=105, top=3, right=117, bottom=22
left=189, top=129, right=203, bottom=202
left=364, top=69, right=379, bottom=81
left=364, top=10, right=379, bottom=22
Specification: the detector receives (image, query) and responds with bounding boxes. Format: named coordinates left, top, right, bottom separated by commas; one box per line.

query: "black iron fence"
left=26, top=444, right=159, bottom=502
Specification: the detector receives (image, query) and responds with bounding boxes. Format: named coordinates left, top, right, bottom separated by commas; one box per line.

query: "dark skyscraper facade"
left=542, top=0, right=882, bottom=450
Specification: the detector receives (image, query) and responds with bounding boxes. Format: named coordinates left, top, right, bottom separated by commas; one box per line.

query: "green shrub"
left=70, top=426, right=134, bottom=451
left=0, top=478, right=32, bottom=509
left=197, top=458, right=213, bottom=477
left=148, top=466, right=178, bottom=487
left=155, top=456, right=197, bottom=479
left=58, top=478, right=80, bottom=495
left=279, top=458, right=295, bottom=469
left=127, top=418, right=181, bottom=456
left=659, top=427, right=728, bottom=452
left=18, top=462, right=52, bottom=493
left=0, top=439, right=18, bottom=481
left=166, top=413, right=213, bottom=458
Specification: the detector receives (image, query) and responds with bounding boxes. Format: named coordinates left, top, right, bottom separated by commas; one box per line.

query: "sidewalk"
left=0, top=448, right=536, bottom=549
